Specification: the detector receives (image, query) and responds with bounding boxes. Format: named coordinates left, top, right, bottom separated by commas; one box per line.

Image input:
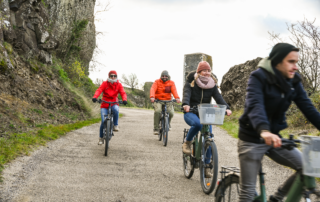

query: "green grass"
left=0, top=117, right=101, bottom=182
left=219, top=109, right=243, bottom=138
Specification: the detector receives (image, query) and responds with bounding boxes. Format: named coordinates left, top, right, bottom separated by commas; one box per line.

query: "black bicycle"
left=98, top=99, right=123, bottom=156
left=155, top=99, right=176, bottom=146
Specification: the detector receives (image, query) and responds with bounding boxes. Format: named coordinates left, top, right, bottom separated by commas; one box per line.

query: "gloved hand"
left=123, top=100, right=128, bottom=105
left=92, top=98, right=97, bottom=103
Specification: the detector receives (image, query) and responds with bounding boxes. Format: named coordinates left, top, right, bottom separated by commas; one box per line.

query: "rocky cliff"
left=220, top=57, right=262, bottom=109
left=0, top=0, right=97, bottom=135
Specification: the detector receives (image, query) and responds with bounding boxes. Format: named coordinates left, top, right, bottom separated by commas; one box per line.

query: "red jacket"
left=93, top=80, right=127, bottom=108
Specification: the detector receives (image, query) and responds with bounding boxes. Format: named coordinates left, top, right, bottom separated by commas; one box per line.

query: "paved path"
left=0, top=108, right=305, bottom=201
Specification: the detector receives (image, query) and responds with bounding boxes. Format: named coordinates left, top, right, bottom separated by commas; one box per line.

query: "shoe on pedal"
left=98, top=138, right=104, bottom=145
left=268, top=195, right=283, bottom=202
left=113, top=125, right=119, bottom=131
left=205, top=167, right=213, bottom=178
left=153, top=129, right=159, bottom=135
left=182, top=141, right=192, bottom=155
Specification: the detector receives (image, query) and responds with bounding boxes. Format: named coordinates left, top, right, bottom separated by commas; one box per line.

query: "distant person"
left=238, top=43, right=320, bottom=202
left=150, top=70, right=181, bottom=135
left=92, top=70, right=127, bottom=145
left=181, top=61, right=232, bottom=177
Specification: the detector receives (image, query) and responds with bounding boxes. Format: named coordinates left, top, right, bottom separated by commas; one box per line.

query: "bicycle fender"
left=214, top=174, right=240, bottom=197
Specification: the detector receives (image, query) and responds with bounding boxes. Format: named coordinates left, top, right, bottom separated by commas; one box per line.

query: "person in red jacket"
left=150, top=70, right=180, bottom=135
left=92, top=70, right=127, bottom=145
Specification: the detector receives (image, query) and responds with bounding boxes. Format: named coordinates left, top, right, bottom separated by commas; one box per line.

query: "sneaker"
left=113, top=125, right=119, bottom=131
left=98, top=138, right=104, bottom=145
left=182, top=141, right=192, bottom=155
left=268, top=195, right=283, bottom=202
left=153, top=129, right=159, bottom=135
left=169, top=125, right=172, bottom=131
left=205, top=167, right=213, bottom=178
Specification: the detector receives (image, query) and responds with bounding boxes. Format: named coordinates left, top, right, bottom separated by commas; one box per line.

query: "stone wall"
left=220, top=57, right=262, bottom=109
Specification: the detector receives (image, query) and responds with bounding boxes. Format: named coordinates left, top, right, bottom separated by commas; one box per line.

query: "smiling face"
left=275, top=51, right=299, bottom=79
left=199, top=69, right=211, bottom=77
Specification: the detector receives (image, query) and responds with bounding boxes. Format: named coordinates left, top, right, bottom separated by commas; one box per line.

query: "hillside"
left=0, top=0, right=99, bottom=136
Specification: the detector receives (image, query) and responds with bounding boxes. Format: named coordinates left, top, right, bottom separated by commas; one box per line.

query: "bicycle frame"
left=193, top=125, right=211, bottom=161
left=255, top=168, right=316, bottom=202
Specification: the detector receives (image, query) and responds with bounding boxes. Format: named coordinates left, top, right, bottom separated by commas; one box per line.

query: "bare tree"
left=94, top=78, right=104, bottom=86
left=269, top=18, right=320, bottom=93
left=121, top=73, right=139, bottom=91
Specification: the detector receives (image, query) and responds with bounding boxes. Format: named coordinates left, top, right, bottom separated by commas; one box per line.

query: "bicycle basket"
left=301, top=136, right=320, bottom=178
left=198, top=104, right=226, bottom=125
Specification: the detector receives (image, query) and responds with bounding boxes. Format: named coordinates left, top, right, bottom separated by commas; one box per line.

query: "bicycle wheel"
left=158, top=117, right=163, bottom=141
left=182, top=141, right=195, bottom=179
left=215, top=174, right=240, bottom=202
left=109, top=117, right=114, bottom=141
left=104, top=119, right=111, bottom=156
left=163, top=116, right=169, bottom=146
left=200, top=140, right=219, bottom=194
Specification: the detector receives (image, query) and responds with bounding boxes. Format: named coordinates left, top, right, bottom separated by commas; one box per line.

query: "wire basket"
left=198, top=104, right=226, bottom=125
left=301, top=135, right=320, bottom=178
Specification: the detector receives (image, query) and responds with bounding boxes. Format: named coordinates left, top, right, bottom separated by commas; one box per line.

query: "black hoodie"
left=182, top=70, right=230, bottom=109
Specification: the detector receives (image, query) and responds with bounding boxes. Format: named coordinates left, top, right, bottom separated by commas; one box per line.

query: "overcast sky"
left=89, top=0, right=320, bottom=97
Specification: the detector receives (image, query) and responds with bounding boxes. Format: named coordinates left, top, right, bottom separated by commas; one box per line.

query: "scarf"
left=194, top=73, right=216, bottom=89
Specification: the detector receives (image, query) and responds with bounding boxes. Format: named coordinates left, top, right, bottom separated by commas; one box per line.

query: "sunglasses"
left=110, top=74, right=117, bottom=78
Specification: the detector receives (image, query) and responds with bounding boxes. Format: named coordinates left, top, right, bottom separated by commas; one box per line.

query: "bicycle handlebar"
left=154, top=99, right=177, bottom=103
left=98, top=99, right=123, bottom=105
left=260, top=134, right=301, bottom=150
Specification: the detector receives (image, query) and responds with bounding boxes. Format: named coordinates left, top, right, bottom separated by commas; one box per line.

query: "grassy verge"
left=0, top=118, right=103, bottom=181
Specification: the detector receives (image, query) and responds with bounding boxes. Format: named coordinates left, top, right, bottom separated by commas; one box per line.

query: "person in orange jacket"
left=150, top=70, right=181, bottom=135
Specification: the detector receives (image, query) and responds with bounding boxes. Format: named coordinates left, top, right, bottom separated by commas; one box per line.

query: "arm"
left=171, top=82, right=180, bottom=99
left=212, top=86, right=230, bottom=109
left=182, top=82, right=191, bottom=106
left=294, top=82, right=320, bottom=130
left=245, top=74, right=270, bottom=134
left=118, top=83, right=127, bottom=101
left=93, top=82, right=106, bottom=98
left=150, top=81, right=157, bottom=98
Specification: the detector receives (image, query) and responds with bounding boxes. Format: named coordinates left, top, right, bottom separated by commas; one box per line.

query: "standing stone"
left=183, top=53, right=212, bottom=85
left=144, top=82, right=153, bottom=108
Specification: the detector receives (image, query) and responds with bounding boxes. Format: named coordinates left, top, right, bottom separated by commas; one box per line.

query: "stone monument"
left=183, top=53, right=213, bottom=85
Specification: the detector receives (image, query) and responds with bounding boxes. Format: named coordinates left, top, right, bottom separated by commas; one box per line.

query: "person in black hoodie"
left=182, top=61, right=232, bottom=177
left=238, top=43, right=320, bottom=202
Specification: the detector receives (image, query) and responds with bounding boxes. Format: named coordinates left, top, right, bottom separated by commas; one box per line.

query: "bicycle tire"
left=104, top=119, right=111, bottom=156
left=200, top=140, right=219, bottom=194
left=163, top=116, right=169, bottom=146
left=215, top=174, right=240, bottom=202
left=183, top=130, right=194, bottom=178
left=158, top=117, right=162, bottom=141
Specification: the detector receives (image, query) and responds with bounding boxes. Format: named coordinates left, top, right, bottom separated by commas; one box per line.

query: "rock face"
left=183, top=53, right=212, bottom=85
left=2, top=0, right=95, bottom=72
left=220, top=57, right=263, bottom=109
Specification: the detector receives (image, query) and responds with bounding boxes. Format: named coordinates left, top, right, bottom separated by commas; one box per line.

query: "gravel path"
left=0, top=108, right=310, bottom=201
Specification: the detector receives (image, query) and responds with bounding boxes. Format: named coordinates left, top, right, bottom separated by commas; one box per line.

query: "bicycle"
left=154, top=99, right=176, bottom=146
left=97, top=99, right=123, bottom=156
left=182, top=105, right=224, bottom=194
left=214, top=135, right=320, bottom=202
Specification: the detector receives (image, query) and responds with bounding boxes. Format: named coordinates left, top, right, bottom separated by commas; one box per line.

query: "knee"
left=113, top=105, right=119, bottom=112
left=194, top=122, right=202, bottom=130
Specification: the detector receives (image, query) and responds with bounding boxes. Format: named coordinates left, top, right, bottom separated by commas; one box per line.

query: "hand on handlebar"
left=226, top=109, right=232, bottom=116
left=150, top=98, right=155, bottom=103
left=183, top=105, right=190, bottom=113
left=92, top=98, right=97, bottom=103
left=261, top=131, right=282, bottom=148
left=123, top=100, right=127, bottom=105
left=176, top=98, right=181, bottom=103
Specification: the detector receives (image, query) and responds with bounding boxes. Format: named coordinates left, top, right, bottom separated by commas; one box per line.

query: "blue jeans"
left=184, top=112, right=212, bottom=164
left=99, top=105, right=119, bottom=138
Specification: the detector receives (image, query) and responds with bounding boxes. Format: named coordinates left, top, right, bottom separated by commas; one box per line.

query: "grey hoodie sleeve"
left=182, top=82, right=191, bottom=106
left=212, top=86, right=230, bottom=109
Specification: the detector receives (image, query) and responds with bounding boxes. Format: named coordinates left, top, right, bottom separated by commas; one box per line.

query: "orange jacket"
left=150, top=79, right=180, bottom=100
